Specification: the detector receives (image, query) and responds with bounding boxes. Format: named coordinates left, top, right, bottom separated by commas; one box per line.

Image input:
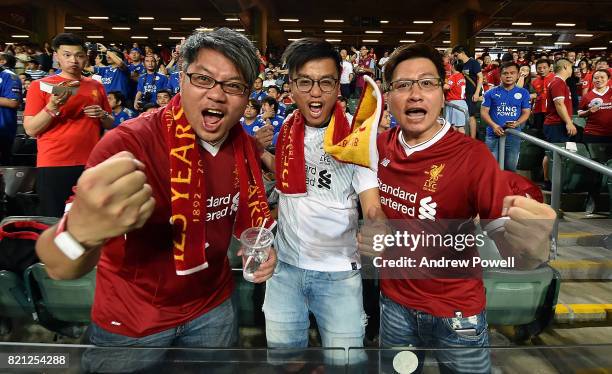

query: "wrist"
left=64, top=211, right=106, bottom=249
left=44, top=106, right=60, bottom=118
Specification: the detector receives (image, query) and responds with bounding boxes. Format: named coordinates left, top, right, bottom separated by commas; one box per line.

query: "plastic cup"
left=239, top=227, right=274, bottom=282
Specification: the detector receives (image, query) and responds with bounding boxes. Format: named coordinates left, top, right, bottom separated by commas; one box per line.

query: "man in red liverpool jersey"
left=531, top=59, right=555, bottom=131
left=361, top=43, right=556, bottom=374
left=34, top=29, right=277, bottom=373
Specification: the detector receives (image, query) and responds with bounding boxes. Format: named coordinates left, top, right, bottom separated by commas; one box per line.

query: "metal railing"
left=443, top=101, right=471, bottom=137
left=498, top=129, right=612, bottom=258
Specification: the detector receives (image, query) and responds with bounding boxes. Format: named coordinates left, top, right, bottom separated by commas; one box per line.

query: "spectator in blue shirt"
left=107, top=91, right=135, bottom=128
left=135, top=55, right=168, bottom=111
left=249, top=77, right=267, bottom=102
left=481, top=61, right=532, bottom=171
left=88, top=44, right=130, bottom=98
left=0, top=66, right=22, bottom=164
left=168, top=71, right=180, bottom=95
left=156, top=89, right=171, bottom=107
left=240, top=99, right=265, bottom=136
left=260, top=96, right=285, bottom=135
left=265, top=85, right=286, bottom=117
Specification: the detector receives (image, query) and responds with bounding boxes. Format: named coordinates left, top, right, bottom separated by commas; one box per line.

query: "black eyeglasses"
left=185, top=72, right=249, bottom=95
left=292, top=77, right=338, bottom=93
left=388, top=78, right=443, bottom=92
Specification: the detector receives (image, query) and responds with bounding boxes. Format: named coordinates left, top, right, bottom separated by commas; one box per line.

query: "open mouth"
left=202, top=108, right=225, bottom=132
left=405, top=107, right=427, bottom=120
left=308, top=102, right=323, bottom=118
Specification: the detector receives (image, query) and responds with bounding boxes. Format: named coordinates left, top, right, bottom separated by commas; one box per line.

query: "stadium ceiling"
left=2, top=0, right=612, bottom=52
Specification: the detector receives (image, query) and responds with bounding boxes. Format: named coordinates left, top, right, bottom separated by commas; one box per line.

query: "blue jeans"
left=263, top=260, right=367, bottom=366
left=81, top=297, right=237, bottom=373
left=379, top=293, right=490, bottom=374
left=485, top=129, right=522, bottom=171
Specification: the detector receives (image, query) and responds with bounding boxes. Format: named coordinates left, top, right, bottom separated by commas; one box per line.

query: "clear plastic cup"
left=240, top=227, right=274, bottom=282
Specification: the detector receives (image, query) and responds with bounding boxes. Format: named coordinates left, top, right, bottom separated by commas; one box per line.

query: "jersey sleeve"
left=482, top=90, right=492, bottom=108
left=23, top=81, right=46, bottom=116
left=137, top=76, right=144, bottom=92
left=468, top=142, right=513, bottom=220
left=352, top=165, right=379, bottom=195
left=549, top=80, right=566, bottom=101
left=521, top=89, right=531, bottom=109
left=578, top=94, right=589, bottom=111
left=1, top=73, right=22, bottom=101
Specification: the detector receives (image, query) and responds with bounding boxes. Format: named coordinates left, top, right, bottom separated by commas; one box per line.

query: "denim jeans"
left=379, top=293, right=490, bottom=374
left=81, top=297, right=237, bottom=373
left=485, top=128, right=523, bottom=171
left=263, top=260, right=367, bottom=366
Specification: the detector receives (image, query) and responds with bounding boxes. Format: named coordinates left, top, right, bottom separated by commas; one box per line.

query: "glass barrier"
left=1, top=343, right=612, bottom=373
left=349, top=345, right=612, bottom=374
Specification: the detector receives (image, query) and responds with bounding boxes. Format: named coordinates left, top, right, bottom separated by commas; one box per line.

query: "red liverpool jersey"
left=531, top=72, right=555, bottom=114
left=544, top=76, right=573, bottom=125
left=579, top=88, right=612, bottom=137
left=85, top=109, right=237, bottom=337
left=445, top=72, right=466, bottom=101
left=376, top=123, right=513, bottom=318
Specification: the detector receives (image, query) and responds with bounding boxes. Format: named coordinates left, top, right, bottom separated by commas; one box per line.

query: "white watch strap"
left=54, top=231, right=86, bottom=260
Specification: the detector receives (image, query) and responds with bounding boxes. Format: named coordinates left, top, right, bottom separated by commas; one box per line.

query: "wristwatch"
left=44, top=107, right=60, bottom=118
left=53, top=213, right=86, bottom=260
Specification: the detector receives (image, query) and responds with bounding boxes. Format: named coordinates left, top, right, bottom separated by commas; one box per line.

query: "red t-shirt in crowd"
left=376, top=123, right=512, bottom=318
left=531, top=72, right=555, bottom=114
left=24, top=75, right=110, bottom=167
left=445, top=72, right=465, bottom=101
left=483, top=65, right=500, bottom=92
left=586, top=68, right=612, bottom=92
left=544, top=76, right=573, bottom=125
left=85, top=108, right=240, bottom=337
left=579, top=87, right=612, bottom=137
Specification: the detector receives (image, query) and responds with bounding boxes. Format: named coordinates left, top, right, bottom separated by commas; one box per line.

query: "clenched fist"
left=66, top=151, right=156, bottom=248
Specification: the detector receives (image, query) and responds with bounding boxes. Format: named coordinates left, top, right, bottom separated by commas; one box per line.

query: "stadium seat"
left=483, top=266, right=559, bottom=326
left=0, top=167, right=37, bottom=198
left=477, top=225, right=560, bottom=339
left=24, top=263, right=96, bottom=324
left=545, top=143, right=598, bottom=193
left=586, top=143, right=612, bottom=193
left=0, top=270, right=35, bottom=319
left=517, top=128, right=545, bottom=171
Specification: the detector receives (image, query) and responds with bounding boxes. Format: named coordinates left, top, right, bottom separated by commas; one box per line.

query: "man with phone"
left=24, top=33, right=113, bottom=217
left=481, top=61, right=531, bottom=171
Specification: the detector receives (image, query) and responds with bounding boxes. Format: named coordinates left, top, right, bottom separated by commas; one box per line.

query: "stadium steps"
left=552, top=213, right=612, bottom=324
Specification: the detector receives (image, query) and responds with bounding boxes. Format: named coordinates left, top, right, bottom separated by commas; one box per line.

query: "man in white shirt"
left=257, top=38, right=383, bottom=367
left=339, top=49, right=354, bottom=99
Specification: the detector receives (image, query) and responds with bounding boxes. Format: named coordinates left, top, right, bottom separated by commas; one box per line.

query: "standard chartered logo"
left=418, top=196, right=437, bottom=221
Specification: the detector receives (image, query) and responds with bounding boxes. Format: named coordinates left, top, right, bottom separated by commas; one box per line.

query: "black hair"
left=142, top=102, right=160, bottom=111
left=282, top=38, right=342, bottom=78
left=108, top=91, right=125, bottom=106
left=451, top=45, right=466, bottom=55
left=535, top=58, right=551, bottom=67
left=383, top=43, right=445, bottom=87
left=261, top=96, right=279, bottom=113
left=0, top=53, right=16, bottom=69
left=247, top=98, right=262, bottom=112
left=594, top=68, right=611, bottom=79
left=500, top=61, right=520, bottom=72
left=266, top=85, right=280, bottom=95
left=453, top=59, right=464, bottom=72
left=337, top=96, right=348, bottom=104
left=51, top=33, right=85, bottom=51
left=156, top=89, right=172, bottom=97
